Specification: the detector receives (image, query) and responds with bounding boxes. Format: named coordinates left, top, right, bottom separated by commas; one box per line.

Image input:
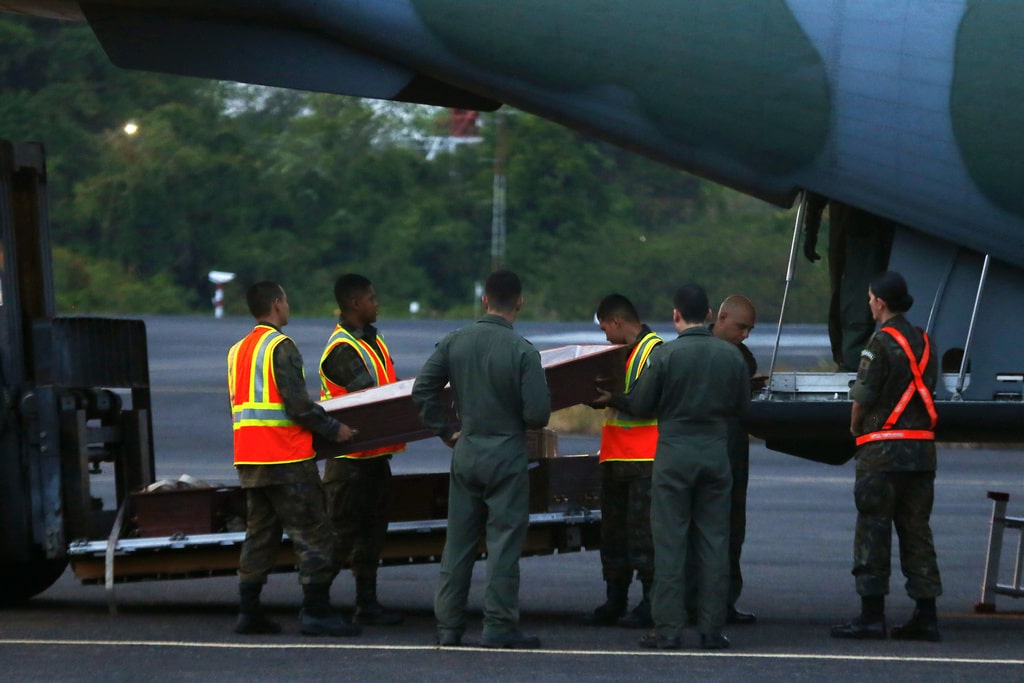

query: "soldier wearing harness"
left=831, top=271, right=943, bottom=642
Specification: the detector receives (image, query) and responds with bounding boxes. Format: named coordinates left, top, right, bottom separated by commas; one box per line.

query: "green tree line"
left=1, top=16, right=829, bottom=322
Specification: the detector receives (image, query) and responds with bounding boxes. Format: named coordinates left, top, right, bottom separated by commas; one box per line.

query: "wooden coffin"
left=528, top=453, right=602, bottom=513
left=389, top=453, right=601, bottom=521
left=316, top=343, right=628, bottom=456
left=128, top=486, right=245, bottom=537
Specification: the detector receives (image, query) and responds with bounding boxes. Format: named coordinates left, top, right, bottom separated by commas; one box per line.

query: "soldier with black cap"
left=831, top=271, right=943, bottom=642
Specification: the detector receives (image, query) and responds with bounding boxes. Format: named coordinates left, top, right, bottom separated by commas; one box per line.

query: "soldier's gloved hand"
left=801, top=192, right=825, bottom=263
left=803, top=231, right=821, bottom=262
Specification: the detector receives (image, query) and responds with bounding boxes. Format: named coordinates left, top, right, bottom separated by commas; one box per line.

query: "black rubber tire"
left=0, top=558, right=67, bottom=605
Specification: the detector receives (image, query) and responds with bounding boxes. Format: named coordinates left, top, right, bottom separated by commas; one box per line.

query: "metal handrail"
left=926, top=249, right=959, bottom=336
left=766, top=191, right=807, bottom=398
left=954, top=254, right=990, bottom=400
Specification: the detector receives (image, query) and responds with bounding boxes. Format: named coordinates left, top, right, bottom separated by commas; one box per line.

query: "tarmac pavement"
left=2, top=316, right=1023, bottom=681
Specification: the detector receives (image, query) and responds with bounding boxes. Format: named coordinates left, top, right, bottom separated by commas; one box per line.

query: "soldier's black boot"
left=235, top=582, right=282, bottom=635
left=583, top=581, right=629, bottom=626
left=300, top=582, right=362, bottom=637
left=353, top=575, right=403, bottom=626
left=831, top=596, right=887, bottom=640
left=618, top=580, right=654, bottom=629
left=891, top=599, right=941, bottom=642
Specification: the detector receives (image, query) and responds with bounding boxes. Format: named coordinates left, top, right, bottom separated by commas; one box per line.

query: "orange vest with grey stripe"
left=319, top=324, right=406, bottom=459
left=600, top=330, right=663, bottom=462
left=228, top=324, right=314, bottom=466
left=855, top=326, right=938, bottom=446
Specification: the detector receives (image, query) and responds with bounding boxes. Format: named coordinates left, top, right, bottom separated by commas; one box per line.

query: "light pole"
left=490, top=110, right=507, bottom=272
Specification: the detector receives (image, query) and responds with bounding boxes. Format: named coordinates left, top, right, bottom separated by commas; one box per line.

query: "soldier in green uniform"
left=685, top=295, right=761, bottom=625
left=598, top=284, right=750, bottom=650
left=803, top=193, right=896, bottom=371
left=229, top=281, right=360, bottom=638
left=412, top=270, right=551, bottom=649
left=831, top=271, right=942, bottom=642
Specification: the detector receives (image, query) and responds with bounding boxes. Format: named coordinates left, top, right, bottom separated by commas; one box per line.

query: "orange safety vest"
left=228, top=325, right=315, bottom=466
left=600, top=330, right=662, bottom=462
left=855, top=326, right=938, bottom=446
left=319, top=325, right=406, bottom=459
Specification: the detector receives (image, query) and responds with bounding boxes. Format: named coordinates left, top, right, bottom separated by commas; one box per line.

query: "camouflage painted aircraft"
left=3, top=0, right=1024, bottom=450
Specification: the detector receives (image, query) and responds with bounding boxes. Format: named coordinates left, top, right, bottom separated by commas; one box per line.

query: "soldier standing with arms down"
left=412, top=270, right=551, bottom=649
left=802, top=193, right=897, bottom=371
left=228, top=281, right=360, bottom=637
left=583, top=294, right=662, bottom=629
left=832, top=271, right=942, bottom=641
left=596, top=284, right=750, bottom=650
left=709, top=295, right=760, bottom=625
left=319, top=274, right=405, bottom=626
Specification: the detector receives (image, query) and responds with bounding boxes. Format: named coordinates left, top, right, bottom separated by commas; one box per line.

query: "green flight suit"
left=804, top=194, right=896, bottom=371
left=684, top=336, right=756, bottom=613
left=411, top=314, right=551, bottom=641
left=612, top=326, right=750, bottom=639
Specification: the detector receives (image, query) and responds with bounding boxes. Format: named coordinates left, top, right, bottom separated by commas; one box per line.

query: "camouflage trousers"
left=852, top=470, right=942, bottom=599
left=323, top=455, right=393, bottom=579
left=599, top=460, right=655, bottom=585
left=238, top=474, right=336, bottom=586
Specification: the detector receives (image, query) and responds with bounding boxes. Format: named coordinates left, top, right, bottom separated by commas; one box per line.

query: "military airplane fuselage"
left=2, top=0, right=1022, bottom=269
left=3, top=0, right=1024, bottom=436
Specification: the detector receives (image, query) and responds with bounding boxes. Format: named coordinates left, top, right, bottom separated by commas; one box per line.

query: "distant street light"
left=123, top=121, right=139, bottom=136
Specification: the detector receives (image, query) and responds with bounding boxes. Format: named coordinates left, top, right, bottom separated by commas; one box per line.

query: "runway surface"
left=3, top=316, right=1022, bottom=682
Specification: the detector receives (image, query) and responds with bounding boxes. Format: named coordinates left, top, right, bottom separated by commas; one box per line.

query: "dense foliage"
left=1, top=16, right=829, bottom=322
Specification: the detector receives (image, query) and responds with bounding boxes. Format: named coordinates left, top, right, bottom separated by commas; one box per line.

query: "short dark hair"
left=673, top=283, right=710, bottom=323
left=596, top=294, right=639, bottom=323
left=870, top=271, right=914, bottom=313
left=334, top=273, right=372, bottom=311
left=247, top=281, right=284, bottom=318
left=485, top=269, right=522, bottom=312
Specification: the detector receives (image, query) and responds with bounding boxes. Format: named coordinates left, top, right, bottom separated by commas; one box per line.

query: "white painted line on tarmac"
left=1, top=639, right=1023, bottom=665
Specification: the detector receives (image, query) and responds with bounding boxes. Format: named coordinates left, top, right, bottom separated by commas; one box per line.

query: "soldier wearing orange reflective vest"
left=319, top=274, right=405, bottom=626
left=228, top=281, right=360, bottom=638
left=832, top=271, right=943, bottom=643
left=583, top=294, right=662, bottom=629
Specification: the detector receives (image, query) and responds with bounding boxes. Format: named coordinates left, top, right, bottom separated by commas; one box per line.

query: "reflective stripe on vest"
left=318, top=325, right=406, bottom=459
left=229, top=325, right=314, bottom=466
left=600, top=331, right=662, bottom=462
left=855, top=326, right=938, bottom=447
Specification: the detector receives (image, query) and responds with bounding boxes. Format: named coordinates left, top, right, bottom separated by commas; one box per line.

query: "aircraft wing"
left=0, top=0, right=1015, bottom=268
left=6, top=0, right=1024, bottom=459
left=79, top=3, right=499, bottom=110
